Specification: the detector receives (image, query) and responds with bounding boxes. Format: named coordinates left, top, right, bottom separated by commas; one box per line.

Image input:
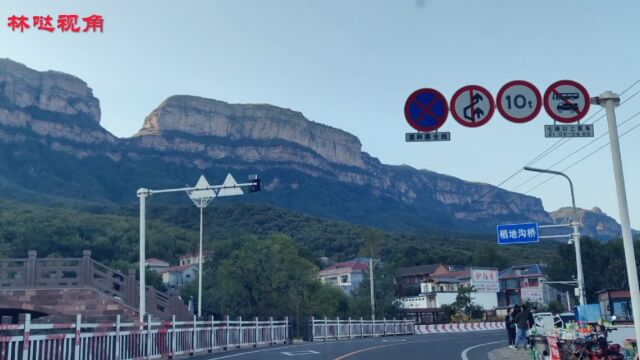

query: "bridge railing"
left=0, top=313, right=290, bottom=360
left=0, top=250, right=191, bottom=320
left=308, top=316, right=414, bottom=341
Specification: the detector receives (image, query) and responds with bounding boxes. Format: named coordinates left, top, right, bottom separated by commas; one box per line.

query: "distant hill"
left=550, top=206, right=638, bottom=241
left=0, top=58, right=624, bottom=238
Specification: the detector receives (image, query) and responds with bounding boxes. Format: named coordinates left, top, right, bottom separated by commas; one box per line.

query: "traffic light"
left=248, top=174, right=261, bottom=193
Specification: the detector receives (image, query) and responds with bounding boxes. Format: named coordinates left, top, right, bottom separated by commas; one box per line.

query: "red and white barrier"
left=414, top=322, right=504, bottom=334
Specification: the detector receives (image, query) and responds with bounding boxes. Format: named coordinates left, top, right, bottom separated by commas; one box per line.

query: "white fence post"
left=146, top=314, right=152, bottom=359
left=73, top=314, right=81, bottom=360
left=238, top=316, right=242, bottom=348
left=21, top=313, right=31, bottom=360
left=171, top=315, right=177, bottom=357
left=336, top=317, right=340, bottom=340
left=254, top=317, right=259, bottom=347
left=324, top=316, right=328, bottom=341
left=360, top=317, right=364, bottom=338
left=269, top=316, right=274, bottom=345
left=192, top=315, right=197, bottom=354
left=210, top=315, right=215, bottom=353
left=225, top=316, right=230, bottom=350
left=383, top=318, right=386, bottom=336
left=115, top=315, right=121, bottom=360
left=285, top=316, right=289, bottom=343
left=348, top=317, right=352, bottom=339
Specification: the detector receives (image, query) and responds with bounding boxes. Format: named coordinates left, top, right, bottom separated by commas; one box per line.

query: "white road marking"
left=381, top=339, right=407, bottom=342
left=460, top=340, right=507, bottom=360
left=281, top=350, right=320, bottom=356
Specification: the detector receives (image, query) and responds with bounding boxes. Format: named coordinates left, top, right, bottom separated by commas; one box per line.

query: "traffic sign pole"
left=594, top=91, right=640, bottom=341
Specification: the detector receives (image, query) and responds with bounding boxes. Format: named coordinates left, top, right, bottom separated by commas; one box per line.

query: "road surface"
left=197, top=330, right=507, bottom=360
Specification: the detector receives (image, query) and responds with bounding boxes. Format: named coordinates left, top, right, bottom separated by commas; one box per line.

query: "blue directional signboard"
left=496, top=222, right=539, bottom=245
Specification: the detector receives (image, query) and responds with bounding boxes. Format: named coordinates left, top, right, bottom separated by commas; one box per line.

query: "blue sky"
left=2, top=0, right=640, bottom=229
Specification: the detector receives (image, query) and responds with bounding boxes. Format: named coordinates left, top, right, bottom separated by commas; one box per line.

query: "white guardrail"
left=0, top=314, right=289, bottom=360
left=309, top=317, right=414, bottom=341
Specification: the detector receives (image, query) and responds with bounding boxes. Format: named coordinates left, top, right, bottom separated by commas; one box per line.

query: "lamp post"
left=186, top=175, right=216, bottom=318
left=523, top=166, right=585, bottom=305
left=136, top=174, right=261, bottom=319
left=592, top=91, right=640, bottom=342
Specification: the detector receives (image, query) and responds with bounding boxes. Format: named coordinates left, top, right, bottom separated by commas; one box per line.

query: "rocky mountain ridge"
left=0, top=58, right=625, bottom=237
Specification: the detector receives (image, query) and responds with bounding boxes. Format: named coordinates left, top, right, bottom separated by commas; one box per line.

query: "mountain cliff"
left=550, top=206, right=631, bottom=241
left=0, top=58, right=576, bottom=234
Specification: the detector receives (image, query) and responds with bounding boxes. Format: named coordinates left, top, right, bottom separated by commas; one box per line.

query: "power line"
left=525, top=109, right=640, bottom=193
left=514, top=89, right=640, bottom=192
left=475, top=78, right=640, bottom=200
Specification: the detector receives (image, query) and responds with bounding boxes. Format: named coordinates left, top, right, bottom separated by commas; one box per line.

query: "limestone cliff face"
left=0, top=58, right=556, bottom=232
left=130, top=95, right=551, bottom=224
left=550, top=207, right=624, bottom=241
left=0, top=58, right=116, bottom=145
left=136, top=95, right=365, bottom=168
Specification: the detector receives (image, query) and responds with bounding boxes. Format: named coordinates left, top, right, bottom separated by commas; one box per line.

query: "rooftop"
left=319, top=261, right=369, bottom=276
left=499, top=264, right=545, bottom=279
left=160, top=264, right=195, bottom=273
left=395, top=264, right=445, bottom=277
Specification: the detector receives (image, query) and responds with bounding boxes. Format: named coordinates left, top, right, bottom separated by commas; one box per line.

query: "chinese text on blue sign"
left=496, top=222, right=539, bottom=244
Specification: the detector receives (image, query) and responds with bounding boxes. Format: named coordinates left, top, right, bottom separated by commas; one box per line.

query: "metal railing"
left=0, top=313, right=290, bottom=360
left=308, top=316, right=414, bottom=341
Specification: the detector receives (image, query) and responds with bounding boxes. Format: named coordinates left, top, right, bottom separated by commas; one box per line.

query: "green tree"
left=350, top=266, right=400, bottom=320
left=447, top=284, right=484, bottom=322
left=213, top=234, right=319, bottom=319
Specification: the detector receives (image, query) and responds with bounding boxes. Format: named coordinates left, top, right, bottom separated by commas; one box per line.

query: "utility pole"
left=592, top=92, right=640, bottom=341
left=369, top=256, right=375, bottom=322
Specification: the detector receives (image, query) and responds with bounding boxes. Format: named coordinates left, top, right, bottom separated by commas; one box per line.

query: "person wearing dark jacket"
left=514, top=305, right=531, bottom=350
left=505, top=307, right=516, bottom=348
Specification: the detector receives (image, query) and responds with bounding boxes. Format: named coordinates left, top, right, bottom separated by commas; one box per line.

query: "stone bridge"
left=0, top=250, right=191, bottom=322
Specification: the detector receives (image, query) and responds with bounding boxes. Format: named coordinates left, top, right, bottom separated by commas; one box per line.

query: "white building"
left=145, top=258, right=170, bottom=273
left=318, top=261, right=369, bottom=295
left=160, top=264, right=196, bottom=289
left=396, top=266, right=499, bottom=320
left=179, top=251, right=212, bottom=266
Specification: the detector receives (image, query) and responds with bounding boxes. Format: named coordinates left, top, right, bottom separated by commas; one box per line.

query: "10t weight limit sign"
left=496, top=80, right=542, bottom=123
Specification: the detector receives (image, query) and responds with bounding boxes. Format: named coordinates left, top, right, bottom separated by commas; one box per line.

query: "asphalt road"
left=197, top=330, right=507, bottom=360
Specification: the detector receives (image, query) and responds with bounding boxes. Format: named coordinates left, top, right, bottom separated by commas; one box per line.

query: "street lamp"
left=523, top=166, right=586, bottom=305
left=137, top=174, right=261, bottom=319
left=592, top=91, right=640, bottom=343
left=186, top=175, right=216, bottom=319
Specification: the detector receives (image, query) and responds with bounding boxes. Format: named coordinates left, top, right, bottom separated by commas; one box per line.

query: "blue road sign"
left=497, top=222, right=539, bottom=244
left=404, top=88, right=449, bottom=132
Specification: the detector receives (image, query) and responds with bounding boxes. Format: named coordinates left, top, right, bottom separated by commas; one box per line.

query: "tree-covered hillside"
left=0, top=200, right=559, bottom=270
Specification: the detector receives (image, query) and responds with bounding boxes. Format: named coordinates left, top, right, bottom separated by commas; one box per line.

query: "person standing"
left=505, top=307, right=516, bottom=348
left=514, top=305, right=531, bottom=351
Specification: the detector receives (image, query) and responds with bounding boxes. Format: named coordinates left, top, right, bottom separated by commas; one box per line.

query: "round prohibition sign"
left=544, top=80, right=590, bottom=123
left=450, top=85, right=495, bottom=127
left=497, top=80, right=542, bottom=123
left=404, top=88, right=449, bottom=132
